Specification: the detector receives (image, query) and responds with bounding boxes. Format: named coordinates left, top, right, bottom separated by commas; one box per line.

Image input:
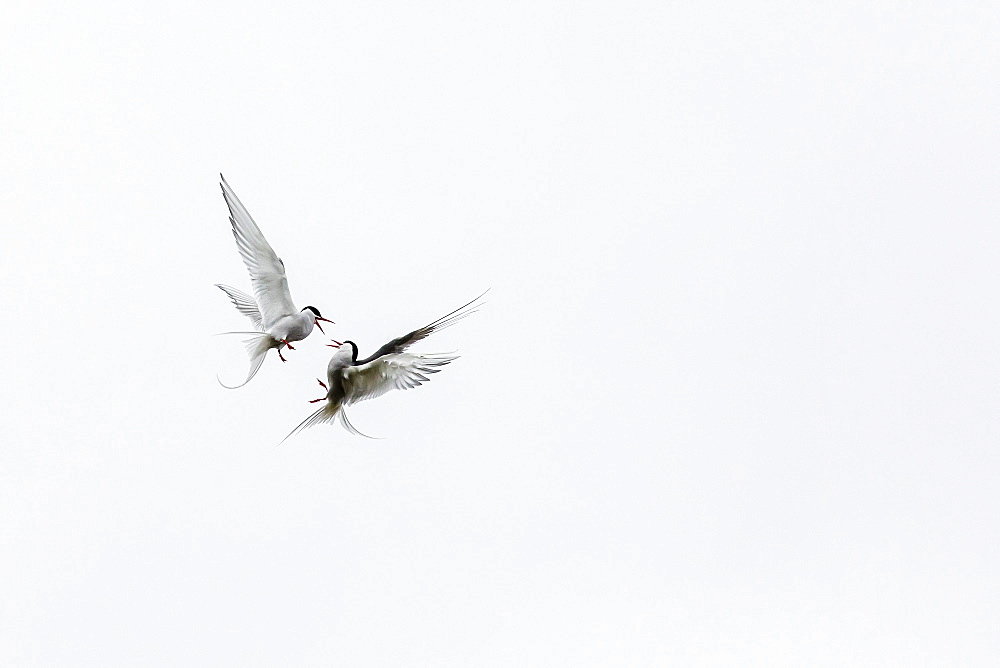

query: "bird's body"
left=265, top=310, right=318, bottom=349
left=282, top=292, right=485, bottom=441
left=215, top=175, right=333, bottom=388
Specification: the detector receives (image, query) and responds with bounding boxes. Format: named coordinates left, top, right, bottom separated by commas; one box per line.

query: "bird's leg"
left=308, top=378, right=328, bottom=403
left=278, top=348, right=287, bottom=363
left=282, top=339, right=295, bottom=350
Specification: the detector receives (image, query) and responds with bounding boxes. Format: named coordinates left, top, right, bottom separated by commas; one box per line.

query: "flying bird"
left=215, top=174, right=334, bottom=388
left=282, top=292, right=485, bottom=441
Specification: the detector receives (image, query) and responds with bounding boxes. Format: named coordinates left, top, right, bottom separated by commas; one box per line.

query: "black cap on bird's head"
left=303, top=305, right=335, bottom=333
left=329, top=339, right=358, bottom=362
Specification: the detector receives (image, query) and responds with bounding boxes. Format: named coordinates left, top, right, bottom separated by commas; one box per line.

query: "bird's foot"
left=282, top=339, right=295, bottom=350
left=278, top=349, right=287, bottom=363
left=308, top=397, right=326, bottom=404
left=317, top=378, right=328, bottom=391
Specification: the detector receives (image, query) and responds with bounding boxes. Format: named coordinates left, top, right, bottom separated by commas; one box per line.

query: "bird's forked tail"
left=280, top=401, right=379, bottom=443
left=217, top=333, right=273, bottom=389
left=280, top=400, right=343, bottom=443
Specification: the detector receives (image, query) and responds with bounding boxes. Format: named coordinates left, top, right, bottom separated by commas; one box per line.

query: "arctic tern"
left=215, top=174, right=334, bottom=388
left=282, top=292, right=485, bottom=441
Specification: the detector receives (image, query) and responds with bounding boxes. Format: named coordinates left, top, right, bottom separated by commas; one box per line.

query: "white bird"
left=282, top=292, right=485, bottom=441
left=215, top=174, right=335, bottom=388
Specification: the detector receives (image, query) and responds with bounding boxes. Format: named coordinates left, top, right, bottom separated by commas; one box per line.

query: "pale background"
left=2, top=1, right=998, bottom=666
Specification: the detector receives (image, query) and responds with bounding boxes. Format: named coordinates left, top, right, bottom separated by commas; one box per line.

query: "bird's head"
left=329, top=340, right=359, bottom=363
left=302, top=305, right=335, bottom=333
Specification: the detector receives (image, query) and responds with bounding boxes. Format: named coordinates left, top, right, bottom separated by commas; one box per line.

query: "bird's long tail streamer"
left=217, top=333, right=272, bottom=389
left=338, top=408, right=380, bottom=439
left=280, top=400, right=343, bottom=444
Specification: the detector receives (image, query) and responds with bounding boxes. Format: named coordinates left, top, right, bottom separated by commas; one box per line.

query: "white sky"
left=2, top=1, right=998, bottom=665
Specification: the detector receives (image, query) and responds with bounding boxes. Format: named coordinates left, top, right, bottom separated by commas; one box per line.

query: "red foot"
left=282, top=339, right=296, bottom=350
left=278, top=349, right=287, bottom=363
left=308, top=397, right=326, bottom=403
left=317, top=378, right=329, bottom=391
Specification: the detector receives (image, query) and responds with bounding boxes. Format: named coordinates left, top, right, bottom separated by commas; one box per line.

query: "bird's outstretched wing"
left=220, top=174, right=297, bottom=329
left=215, top=284, right=263, bottom=330
left=354, top=291, right=487, bottom=366
left=343, top=353, right=459, bottom=405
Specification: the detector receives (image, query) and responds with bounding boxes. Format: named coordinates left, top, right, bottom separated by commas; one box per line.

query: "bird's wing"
left=342, top=353, right=459, bottom=405
left=354, top=291, right=487, bottom=366
left=215, top=284, right=263, bottom=330
left=220, top=174, right=298, bottom=329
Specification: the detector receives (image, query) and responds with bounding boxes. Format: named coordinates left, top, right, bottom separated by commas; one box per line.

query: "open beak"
left=314, top=316, right=334, bottom=334
left=326, top=340, right=343, bottom=348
